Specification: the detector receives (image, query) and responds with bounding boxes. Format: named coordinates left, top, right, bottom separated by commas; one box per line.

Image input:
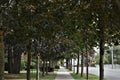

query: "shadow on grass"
left=4, top=72, right=56, bottom=80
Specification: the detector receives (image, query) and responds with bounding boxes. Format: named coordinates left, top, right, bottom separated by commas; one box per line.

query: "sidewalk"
left=55, top=66, right=74, bottom=80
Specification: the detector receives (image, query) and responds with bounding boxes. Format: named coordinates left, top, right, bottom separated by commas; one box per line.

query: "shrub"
left=55, top=65, right=60, bottom=69
left=21, top=60, right=25, bottom=70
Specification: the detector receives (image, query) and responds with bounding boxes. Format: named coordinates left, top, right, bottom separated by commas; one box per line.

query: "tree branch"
left=115, top=0, right=120, bottom=10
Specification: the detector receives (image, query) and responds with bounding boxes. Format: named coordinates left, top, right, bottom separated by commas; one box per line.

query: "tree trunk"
left=0, top=31, right=4, bottom=80
left=8, top=46, right=21, bottom=74
left=49, top=60, right=53, bottom=68
left=27, top=41, right=32, bottom=80
left=13, top=53, right=21, bottom=74
left=42, top=60, right=45, bottom=77
left=68, top=59, right=70, bottom=70
left=115, top=0, right=120, bottom=10
left=45, top=61, right=48, bottom=75
left=51, top=61, right=54, bottom=68
left=81, top=52, right=84, bottom=77
left=99, top=27, right=105, bottom=80
left=76, top=52, right=80, bottom=74
left=66, top=59, right=69, bottom=69
left=8, top=46, right=13, bottom=73
left=86, top=29, right=89, bottom=80
left=49, top=60, right=51, bottom=67
left=69, top=59, right=72, bottom=71
left=73, top=58, right=76, bottom=73
left=36, top=55, right=40, bottom=80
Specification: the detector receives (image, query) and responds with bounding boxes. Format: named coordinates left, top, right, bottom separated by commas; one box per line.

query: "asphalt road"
left=73, top=64, right=120, bottom=80
left=88, top=67, right=120, bottom=80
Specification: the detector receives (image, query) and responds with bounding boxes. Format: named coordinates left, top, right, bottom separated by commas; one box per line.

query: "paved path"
left=89, top=65, right=120, bottom=80
left=55, top=67, right=74, bottom=80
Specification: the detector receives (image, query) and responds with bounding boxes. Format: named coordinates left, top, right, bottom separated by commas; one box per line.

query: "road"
left=73, top=64, right=120, bottom=80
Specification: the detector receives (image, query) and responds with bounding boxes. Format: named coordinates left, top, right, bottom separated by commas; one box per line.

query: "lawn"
left=4, top=70, right=58, bottom=80
left=71, top=73, right=107, bottom=80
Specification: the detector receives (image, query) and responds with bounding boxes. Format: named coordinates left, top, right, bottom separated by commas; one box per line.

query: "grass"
left=71, top=73, right=107, bottom=80
left=4, top=70, right=58, bottom=80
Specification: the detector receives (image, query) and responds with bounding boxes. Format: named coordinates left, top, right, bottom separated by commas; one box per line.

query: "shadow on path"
left=55, top=67, right=74, bottom=80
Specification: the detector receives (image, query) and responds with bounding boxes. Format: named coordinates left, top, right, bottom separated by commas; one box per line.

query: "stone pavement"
left=55, top=66, right=74, bottom=80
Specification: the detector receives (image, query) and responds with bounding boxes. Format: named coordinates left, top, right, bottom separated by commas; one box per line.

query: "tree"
left=0, top=0, right=119, bottom=80
left=90, top=1, right=120, bottom=80
left=0, top=2, right=5, bottom=79
left=0, top=30, right=4, bottom=80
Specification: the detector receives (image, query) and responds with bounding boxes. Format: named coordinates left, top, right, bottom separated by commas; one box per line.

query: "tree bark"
left=68, top=59, right=71, bottom=70
left=69, top=59, right=72, bottom=71
left=66, top=58, right=69, bottom=69
left=42, top=60, right=45, bottom=77
left=99, top=37, right=105, bottom=80
left=115, top=0, right=120, bottom=10
left=45, top=61, right=48, bottom=75
left=76, top=52, right=80, bottom=74
left=81, top=52, right=84, bottom=77
left=99, top=25, right=105, bottom=80
left=27, top=41, right=32, bottom=80
left=8, top=46, right=13, bottom=73
left=73, top=58, right=75, bottom=73
left=86, top=29, right=89, bottom=80
left=13, top=53, right=21, bottom=74
left=0, top=31, right=4, bottom=80
left=8, top=46, right=21, bottom=74
left=36, top=55, right=40, bottom=80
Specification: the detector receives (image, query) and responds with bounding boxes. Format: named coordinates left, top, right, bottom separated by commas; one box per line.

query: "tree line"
left=0, top=0, right=120, bottom=80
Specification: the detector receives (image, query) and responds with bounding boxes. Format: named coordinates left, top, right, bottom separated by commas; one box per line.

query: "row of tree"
left=0, top=0, right=120, bottom=80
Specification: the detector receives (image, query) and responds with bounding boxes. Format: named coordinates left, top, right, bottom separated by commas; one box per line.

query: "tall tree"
left=0, top=29, right=4, bottom=80
left=0, top=4, right=5, bottom=80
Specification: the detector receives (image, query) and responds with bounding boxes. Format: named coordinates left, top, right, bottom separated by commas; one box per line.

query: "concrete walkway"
left=55, top=66, right=74, bottom=80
